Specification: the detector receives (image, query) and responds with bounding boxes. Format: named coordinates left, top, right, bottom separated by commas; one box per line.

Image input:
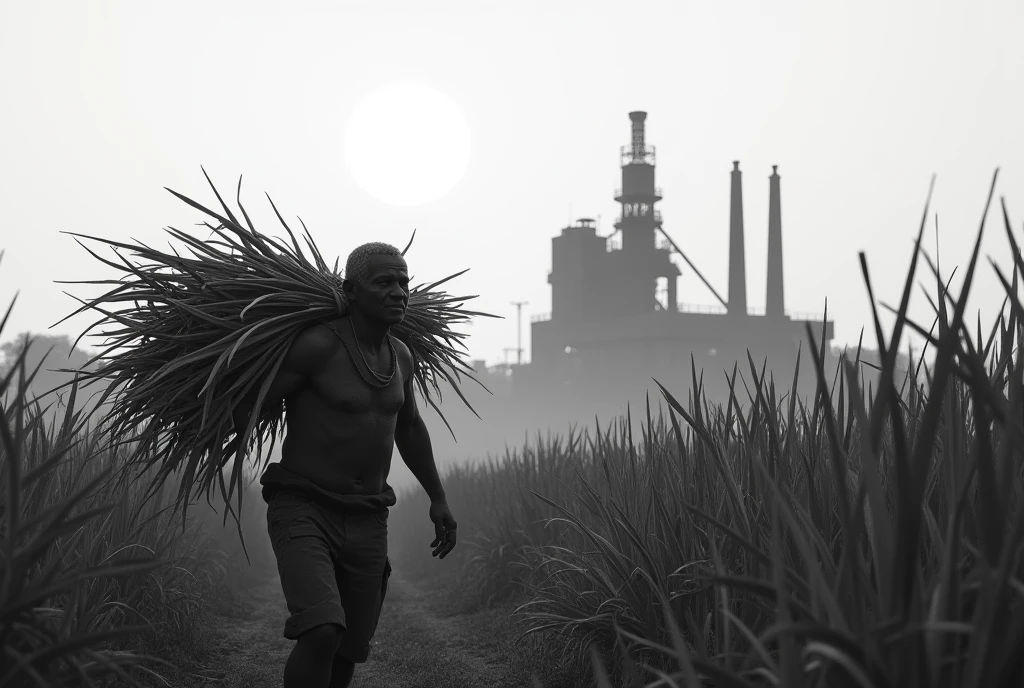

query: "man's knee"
left=298, top=623, right=345, bottom=655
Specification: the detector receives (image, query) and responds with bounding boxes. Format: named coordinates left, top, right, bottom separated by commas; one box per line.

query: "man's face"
left=346, top=254, right=410, bottom=325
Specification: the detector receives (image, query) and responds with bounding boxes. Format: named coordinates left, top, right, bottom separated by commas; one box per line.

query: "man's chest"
left=308, top=350, right=406, bottom=416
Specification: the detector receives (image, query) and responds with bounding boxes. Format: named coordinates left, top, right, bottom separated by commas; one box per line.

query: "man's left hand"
left=428, top=500, right=457, bottom=559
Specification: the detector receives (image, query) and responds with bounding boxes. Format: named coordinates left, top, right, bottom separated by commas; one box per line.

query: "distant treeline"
left=0, top=332, right=111, bottom=426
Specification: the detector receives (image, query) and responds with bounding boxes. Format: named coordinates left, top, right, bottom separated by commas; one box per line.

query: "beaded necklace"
left=322, top=318, right=396, bottom=389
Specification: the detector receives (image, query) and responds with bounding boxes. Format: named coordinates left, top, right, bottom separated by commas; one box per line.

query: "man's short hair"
left=344, top=242, right=405, bottom=285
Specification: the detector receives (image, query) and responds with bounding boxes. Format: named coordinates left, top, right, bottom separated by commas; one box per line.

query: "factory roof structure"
left=511, top=111, right=834, bottom=401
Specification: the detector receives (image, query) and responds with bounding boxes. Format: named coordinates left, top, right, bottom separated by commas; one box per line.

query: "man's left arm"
left=394, top=345, right=457, bottom=558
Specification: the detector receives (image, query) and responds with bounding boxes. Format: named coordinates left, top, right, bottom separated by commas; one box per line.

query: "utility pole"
left=502, top=347, right=517, bottom=368
left=510, top=300, right=529, bottom=365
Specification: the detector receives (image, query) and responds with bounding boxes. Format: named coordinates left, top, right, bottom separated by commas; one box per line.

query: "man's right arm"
left=231, top=324, right=336, bottom=433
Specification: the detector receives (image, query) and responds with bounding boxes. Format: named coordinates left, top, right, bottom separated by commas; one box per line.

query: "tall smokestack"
left=728, top=161, right=747, bottom=316
left=766, top=165, right=785, bottom=318
left=628, top=111, right=647, bottom=161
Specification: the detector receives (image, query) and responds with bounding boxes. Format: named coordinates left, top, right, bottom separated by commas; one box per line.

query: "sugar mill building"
left=425, top=111, right=839, bottom=460
left=518, top=111, right=834, bottom=401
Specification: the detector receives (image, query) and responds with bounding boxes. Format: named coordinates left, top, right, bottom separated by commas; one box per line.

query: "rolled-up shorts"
left=266, top=490, right=391, bottom=663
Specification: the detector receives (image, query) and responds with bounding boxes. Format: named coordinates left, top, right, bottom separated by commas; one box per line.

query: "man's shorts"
left=266, top=490, right=391, bottom=663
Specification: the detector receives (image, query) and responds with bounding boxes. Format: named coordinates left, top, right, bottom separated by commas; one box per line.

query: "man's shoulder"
left=289, top=321, right=342, bottom=361
left=391, top=335, right=412, bottom=359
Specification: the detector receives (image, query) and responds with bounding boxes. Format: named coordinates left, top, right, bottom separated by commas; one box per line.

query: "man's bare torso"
left=279, top=315, right=412, bottom=496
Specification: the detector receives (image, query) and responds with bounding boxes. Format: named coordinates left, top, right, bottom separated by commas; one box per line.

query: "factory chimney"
left=629, top=111, right=647, bottom=161
left=727, top=161, right=747, bottom=316
left=766, top=165, right=785, bottom=318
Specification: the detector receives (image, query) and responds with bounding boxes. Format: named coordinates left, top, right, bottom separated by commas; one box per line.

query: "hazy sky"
left=2, top=0, right=1022, bottom=368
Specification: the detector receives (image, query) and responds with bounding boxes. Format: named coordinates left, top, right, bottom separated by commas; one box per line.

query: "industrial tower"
left=545, top=112, right=680, bottom=327
left=612, top=112, right=680, bottom=314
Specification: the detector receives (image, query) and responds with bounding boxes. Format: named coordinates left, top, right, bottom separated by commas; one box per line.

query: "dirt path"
left=167, top=565, right=580, bottom=688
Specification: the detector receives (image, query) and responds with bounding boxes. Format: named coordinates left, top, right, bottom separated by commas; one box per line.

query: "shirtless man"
left=233, top=242, right=457, bottom=688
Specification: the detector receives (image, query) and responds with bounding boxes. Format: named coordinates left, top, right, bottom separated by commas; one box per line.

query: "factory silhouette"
left=421, top=111, right=847, bottom=464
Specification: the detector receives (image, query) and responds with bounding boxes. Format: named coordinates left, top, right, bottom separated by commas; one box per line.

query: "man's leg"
left=284, top=624, right=344, bottom=688
left=328, top=655, right=356, bottom=688
left=334, top=511, right=391, bottom=665
left=265, top=494, right=349, bottom=688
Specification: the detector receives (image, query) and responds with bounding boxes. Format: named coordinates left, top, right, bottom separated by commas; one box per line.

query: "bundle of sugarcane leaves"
left=47, top=169, right=500, bottom=540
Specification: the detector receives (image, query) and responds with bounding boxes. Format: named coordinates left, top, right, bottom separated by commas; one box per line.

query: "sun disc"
left=344, top=81, right=471, bottom=207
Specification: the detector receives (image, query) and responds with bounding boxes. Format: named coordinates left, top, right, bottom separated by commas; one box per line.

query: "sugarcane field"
left=3, top=3, right=1024, bottom=688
